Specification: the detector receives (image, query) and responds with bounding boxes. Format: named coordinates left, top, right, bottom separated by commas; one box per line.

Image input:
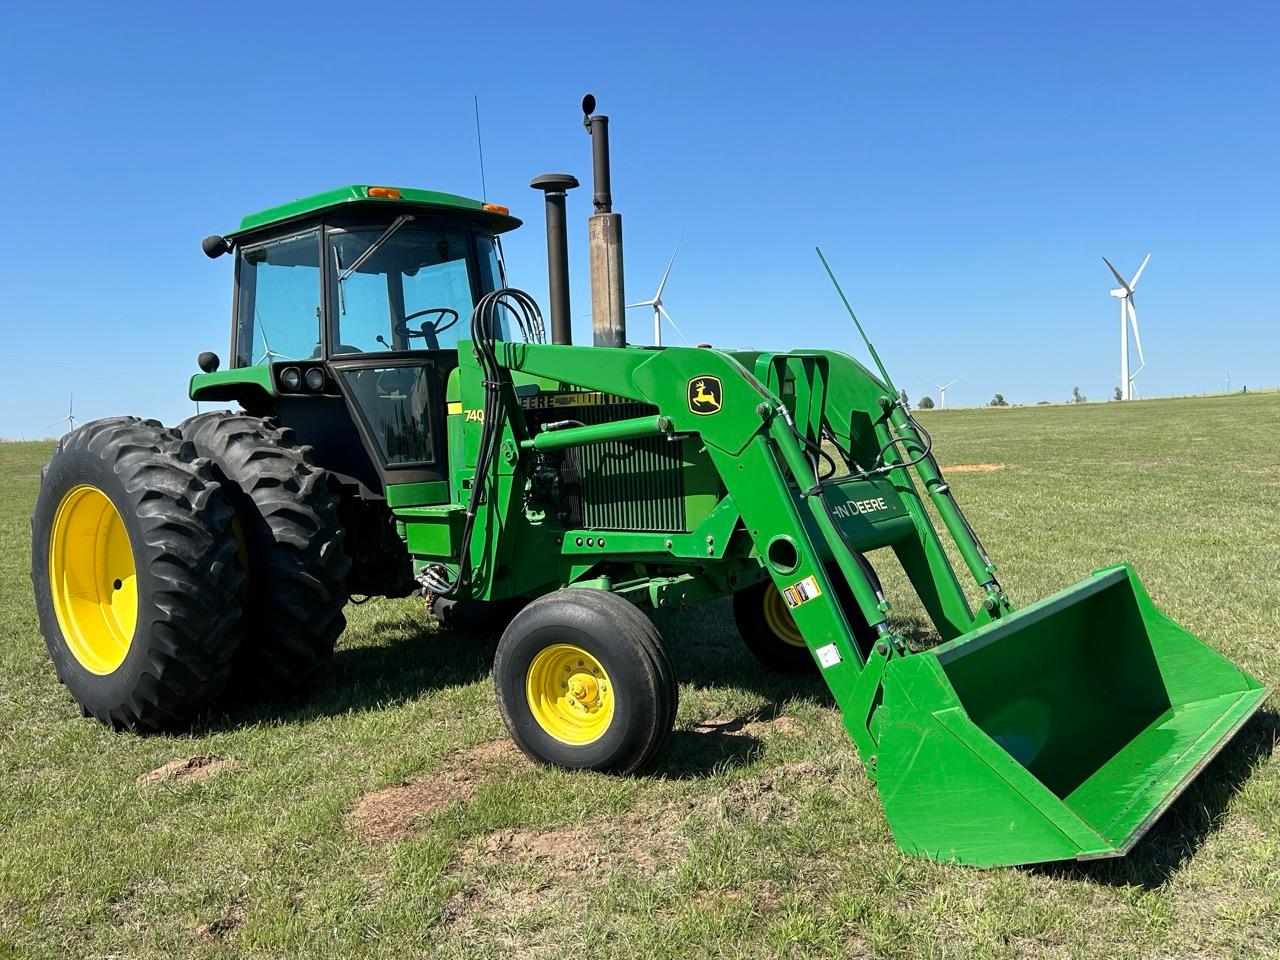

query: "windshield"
left=328, top=223, right=501, bottom=354
left=234, top=229, right=322, bottom=367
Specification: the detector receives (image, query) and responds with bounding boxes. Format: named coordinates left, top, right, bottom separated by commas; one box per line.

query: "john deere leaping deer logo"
left=687, top=376, right=723, bottom=415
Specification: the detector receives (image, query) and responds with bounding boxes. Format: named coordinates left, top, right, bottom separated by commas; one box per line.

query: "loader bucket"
left=874, top=564, right=1268, bottom=867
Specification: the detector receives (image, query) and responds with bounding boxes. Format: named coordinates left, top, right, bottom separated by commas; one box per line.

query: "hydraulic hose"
left=419, top=288, right=544, bottom=598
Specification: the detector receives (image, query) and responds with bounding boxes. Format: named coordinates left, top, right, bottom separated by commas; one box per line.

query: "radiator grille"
left=526, top=393, right=687, bottom=533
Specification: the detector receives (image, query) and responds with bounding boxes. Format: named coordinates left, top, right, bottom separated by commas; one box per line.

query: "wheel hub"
left=526, top=643, right=614, bottom=745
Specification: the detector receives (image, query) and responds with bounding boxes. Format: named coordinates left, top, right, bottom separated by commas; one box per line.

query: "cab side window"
left=234, top=230, right=322, bottom=367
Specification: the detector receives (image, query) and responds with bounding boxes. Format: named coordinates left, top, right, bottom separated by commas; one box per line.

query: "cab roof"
left=229, top=184, right=522, bottom=239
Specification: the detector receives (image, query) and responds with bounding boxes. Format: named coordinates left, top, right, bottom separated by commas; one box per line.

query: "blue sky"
left=1, top=1, right=1275, bottom=437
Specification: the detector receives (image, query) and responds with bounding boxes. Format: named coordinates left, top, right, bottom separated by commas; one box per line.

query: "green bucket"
left=874, top=564, right=1268, bottom=867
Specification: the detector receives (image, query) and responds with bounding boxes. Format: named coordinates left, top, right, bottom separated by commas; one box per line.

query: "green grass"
left=1, top=393, right=1277, bottom=959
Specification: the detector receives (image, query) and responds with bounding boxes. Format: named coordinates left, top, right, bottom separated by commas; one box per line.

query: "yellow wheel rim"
left=526, top=643, right=614, bottom=745
left=48, top=485, right=138, bottom=675
left=762, top=587, right=806, bottom=648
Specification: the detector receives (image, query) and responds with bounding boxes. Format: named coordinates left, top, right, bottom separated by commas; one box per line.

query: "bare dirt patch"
left=351, top=774, right=481, bottom=844
left=351, top=740, right=521, bottom=844
left=454, top=738, right=520, bottom=765
left=719, top=760, right=834, bottom=824
left=483, top=825, right=615, bottom=874
left=440, top=753, right=851, bottom=931
left=443, top=812, right=690, bottom=926
left=442, top=759, right=838, bottom=928
left=194, top=894, right=245, bottom=942
left=464, top=807, right=690, bottom=879
left=945, top=463, right=1006, bottom=473
left=137, top=755, right=233, bottom=786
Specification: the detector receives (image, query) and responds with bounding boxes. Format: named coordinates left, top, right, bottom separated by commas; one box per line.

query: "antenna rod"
left=473, top=94, right=488, bottom=202
left=815, top=247, right=898, bottom=395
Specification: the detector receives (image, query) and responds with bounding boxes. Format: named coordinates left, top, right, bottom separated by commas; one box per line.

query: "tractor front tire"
left=178, top=412, right=351, bottom=697
left=494, top=589, right=677, bottom=774
left=734, top=558, right=881, bottom=672
left=30, top=417, right=244, bottom=730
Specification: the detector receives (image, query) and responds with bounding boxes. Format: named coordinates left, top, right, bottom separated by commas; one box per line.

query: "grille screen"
left=525, top=393, right=687, bottom=533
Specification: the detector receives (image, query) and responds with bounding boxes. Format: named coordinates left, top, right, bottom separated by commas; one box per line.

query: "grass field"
left=1, top=393, right=1277, bottom=959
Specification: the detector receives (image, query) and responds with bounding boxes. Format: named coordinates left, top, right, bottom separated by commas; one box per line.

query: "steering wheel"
left=395, top=307, right=459, bottom=350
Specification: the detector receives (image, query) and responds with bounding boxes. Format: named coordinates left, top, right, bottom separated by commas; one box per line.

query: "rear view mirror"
left=202, top=235, right=233, bottom=259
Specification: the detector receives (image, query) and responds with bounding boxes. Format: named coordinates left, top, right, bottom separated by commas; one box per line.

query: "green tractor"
left=31, top=98, right=1267, bottom=867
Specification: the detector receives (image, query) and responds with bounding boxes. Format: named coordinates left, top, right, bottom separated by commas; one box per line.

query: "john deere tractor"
left=32, top=97, right=1267, bottom=867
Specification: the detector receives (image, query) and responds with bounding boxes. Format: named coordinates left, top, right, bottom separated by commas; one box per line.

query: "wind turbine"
left=626, top=237, right=687, bottom=346
left=1102, top=254, right=1149, bottom=401
left=921, top=376, right=961, bottom=410
left=48, top=394, right=77, bottom=434
left=253, top=312, right=287, bottom=365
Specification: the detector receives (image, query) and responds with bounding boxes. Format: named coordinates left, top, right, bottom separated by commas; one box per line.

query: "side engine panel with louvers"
left=522, top=390, right=702, bottom=533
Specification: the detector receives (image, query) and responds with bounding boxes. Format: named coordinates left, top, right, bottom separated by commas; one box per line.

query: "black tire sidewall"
left=177, top=411, right=349, bottom=692
left=495, top=594, right=661, bottom=772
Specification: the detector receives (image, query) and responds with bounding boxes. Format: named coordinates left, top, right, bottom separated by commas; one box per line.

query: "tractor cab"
left=193, top=185, right=521, bottom=495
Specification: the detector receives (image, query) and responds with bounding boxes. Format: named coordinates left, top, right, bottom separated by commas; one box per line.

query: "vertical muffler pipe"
left=582, top=94, right=626, bottom=348
left=530, top=173, right=579, bottom=345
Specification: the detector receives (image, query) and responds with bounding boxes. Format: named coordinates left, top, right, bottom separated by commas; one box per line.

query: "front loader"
left=30, top=97, right=1266, bottom=868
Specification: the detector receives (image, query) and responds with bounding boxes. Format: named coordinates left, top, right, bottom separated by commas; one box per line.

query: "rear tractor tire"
left=494, top=589, right=677, bottom=774
left=30, top=417, right=244, bottom=730
left=178, top=411, right=351, bottom=697
left=733, top=558, right=881, bottom=672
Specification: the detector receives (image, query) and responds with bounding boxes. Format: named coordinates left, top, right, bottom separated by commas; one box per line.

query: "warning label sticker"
left=816, top=644, right=842, bottom=668
left=781, top=575, right=823, bottom=609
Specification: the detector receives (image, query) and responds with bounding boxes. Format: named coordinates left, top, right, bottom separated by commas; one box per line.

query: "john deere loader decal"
left=687, top=376, right=722, bottom=415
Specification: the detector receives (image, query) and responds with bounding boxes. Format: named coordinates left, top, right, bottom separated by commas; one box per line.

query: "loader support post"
left=765, top=414, right=891, bottom=637
left=705, top=435, right=886, bottom=759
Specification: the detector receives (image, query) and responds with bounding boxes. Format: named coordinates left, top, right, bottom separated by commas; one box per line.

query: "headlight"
left=280, top=367, right=302, bottom=391
left=304, top=367, right=326, bottom=392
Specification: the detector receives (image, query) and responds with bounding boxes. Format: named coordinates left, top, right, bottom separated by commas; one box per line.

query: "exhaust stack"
left=582, top=94, right=626, bottom=348
left=530, top=173, right=579, bottom=345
